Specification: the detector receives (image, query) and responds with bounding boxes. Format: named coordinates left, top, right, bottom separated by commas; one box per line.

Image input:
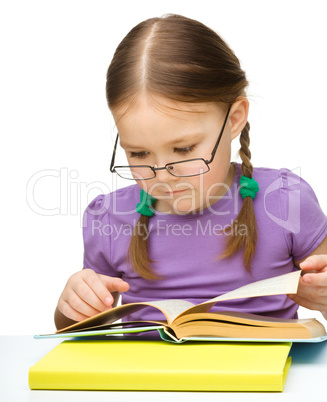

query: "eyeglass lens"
left=115, top=159, right=209, bottom=180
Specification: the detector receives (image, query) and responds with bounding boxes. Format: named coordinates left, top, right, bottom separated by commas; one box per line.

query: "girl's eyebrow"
left=120, top=133, right=203, bottom=149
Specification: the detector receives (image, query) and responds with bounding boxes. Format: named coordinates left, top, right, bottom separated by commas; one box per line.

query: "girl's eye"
left=174, top=145, right=196, bottom=154
left=129, top=145, right=196, bottom=159
left=130, top=151, right=149, bottom=159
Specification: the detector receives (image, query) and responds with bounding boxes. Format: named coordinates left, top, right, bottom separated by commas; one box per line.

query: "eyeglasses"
left=110, top=106, right=231, bottom=181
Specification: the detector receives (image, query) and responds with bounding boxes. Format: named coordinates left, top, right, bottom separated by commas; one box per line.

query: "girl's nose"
left=154, top=163, right=179, bottom=182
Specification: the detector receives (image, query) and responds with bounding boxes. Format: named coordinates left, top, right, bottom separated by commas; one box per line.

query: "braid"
left=218, top=121, right=258, bottom=271
left=239, top=122, right=253, bottom=177
left=127, top=214, right=161, bottom=280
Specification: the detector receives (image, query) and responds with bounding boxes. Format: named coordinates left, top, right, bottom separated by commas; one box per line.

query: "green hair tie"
left=136, top=189, right=156, bottom=217
left=239, top=175, right=260, bottom=200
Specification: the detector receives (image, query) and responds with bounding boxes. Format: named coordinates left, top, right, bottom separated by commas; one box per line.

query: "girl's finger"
left=99, top=274, right=130, bottom=294
left=73, top=279, right=109, bottom=313
left=66, top=289, right=104, bottom=317
left=301, top=270, right=327, bottom=287
left=300, top=255, right=327, bottom=271
left=82, top=271, right=116, bottom=307
left=288, top=294, right=327, bottom=312
left=59, top=299, right=91, bottom=322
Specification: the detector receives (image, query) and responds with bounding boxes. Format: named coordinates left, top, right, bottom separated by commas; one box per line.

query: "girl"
left=55, top=14, right=327, bottom=332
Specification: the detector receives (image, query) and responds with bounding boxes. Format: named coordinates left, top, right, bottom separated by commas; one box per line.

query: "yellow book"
left=29, top=340, right=292, bottom=392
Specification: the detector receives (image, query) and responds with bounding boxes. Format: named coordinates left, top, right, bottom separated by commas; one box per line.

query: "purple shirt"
left=83, top=162, right=327, bottom=325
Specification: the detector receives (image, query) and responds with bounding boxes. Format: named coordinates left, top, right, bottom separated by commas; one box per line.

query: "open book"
left=37, top=271, right=327, bottom=343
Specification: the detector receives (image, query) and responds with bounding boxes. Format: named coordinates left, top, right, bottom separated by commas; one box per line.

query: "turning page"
left=175, top=270, right=301, bottom=319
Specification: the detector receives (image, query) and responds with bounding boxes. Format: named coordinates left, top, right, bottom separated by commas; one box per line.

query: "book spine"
left=29, top=368, right=286, bottom=392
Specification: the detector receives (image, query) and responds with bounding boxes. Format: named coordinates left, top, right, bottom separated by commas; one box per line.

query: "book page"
left=145, top=300, right=195, bottom=324
left=174, top=270, right=301, bottom=320
left=57, top=300, right=195, bottom=333
left=210, top=270, right=301, bottom=303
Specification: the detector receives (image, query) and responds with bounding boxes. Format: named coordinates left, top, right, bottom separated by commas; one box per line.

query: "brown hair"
left=106, top=14, right=257, bottom=279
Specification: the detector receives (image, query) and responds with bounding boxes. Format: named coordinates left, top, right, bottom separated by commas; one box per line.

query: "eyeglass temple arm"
left=206, top=105, right=232, bottom=164
left=110, top=133, right=119, bottom=172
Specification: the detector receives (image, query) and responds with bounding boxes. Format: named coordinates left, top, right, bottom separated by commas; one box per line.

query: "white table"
left=1, top=336, right=326, bottom=401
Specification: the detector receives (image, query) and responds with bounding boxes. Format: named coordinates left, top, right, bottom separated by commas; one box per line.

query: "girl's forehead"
left=116, top=97, right=225, bottom=149
left=114, top=95, right=224, bottom=127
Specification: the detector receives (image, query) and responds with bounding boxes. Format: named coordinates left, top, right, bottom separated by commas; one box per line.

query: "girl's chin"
left=156, top=199, right=206, bottom=215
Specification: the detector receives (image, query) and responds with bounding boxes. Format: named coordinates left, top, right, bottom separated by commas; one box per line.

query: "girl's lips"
left=164, top=189, right=187, bottom=195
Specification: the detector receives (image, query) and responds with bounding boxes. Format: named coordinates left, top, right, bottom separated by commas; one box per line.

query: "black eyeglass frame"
left=110, top=105, right=231, bottom=180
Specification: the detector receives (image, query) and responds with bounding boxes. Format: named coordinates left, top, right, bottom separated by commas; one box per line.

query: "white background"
left=1, top=0, right=326, bottom=335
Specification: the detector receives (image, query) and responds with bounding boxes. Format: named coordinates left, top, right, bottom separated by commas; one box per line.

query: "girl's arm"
left=289, top=236, right=327, bottom=318
left=54, top=269, right=129, bottom=330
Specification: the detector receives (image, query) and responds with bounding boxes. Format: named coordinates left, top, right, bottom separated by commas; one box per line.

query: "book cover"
left=28, top=339, right=292, bottom=392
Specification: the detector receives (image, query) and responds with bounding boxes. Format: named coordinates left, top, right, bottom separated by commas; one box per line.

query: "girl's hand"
left=57, top=268, right=130, bottom=322
left=288, top=255, right=327, bottom=319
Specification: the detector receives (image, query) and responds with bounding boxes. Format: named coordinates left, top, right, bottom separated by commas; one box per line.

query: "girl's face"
left=114, top=95, right=247, bottom=215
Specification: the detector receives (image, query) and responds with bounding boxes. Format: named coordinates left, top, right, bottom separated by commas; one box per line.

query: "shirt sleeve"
left=279, top=168, right=327, bottom=261
left=82, top=194, right=118, bottom=277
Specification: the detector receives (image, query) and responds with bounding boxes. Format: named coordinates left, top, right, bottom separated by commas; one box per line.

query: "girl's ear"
left=229, top=98, right=249, bottom=140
